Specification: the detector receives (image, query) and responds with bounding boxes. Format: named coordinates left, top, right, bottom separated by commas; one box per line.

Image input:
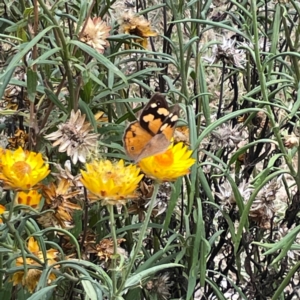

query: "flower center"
left=12, top=161, right=32, bottom=179
left=154, top=150, right=174, bottom=167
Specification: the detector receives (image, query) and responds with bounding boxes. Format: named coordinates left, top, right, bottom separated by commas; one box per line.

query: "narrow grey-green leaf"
left=69, top=40, right=128, bottom=85
left=44, top=88, right=68, bottom=113
left=27, top=68, right=38, bottom=102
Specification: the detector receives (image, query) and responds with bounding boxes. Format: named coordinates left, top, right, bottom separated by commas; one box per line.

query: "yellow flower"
left=0, top=204, right=5, bottom=223
left=80, top=160, right=143, bottom=205
left=138, top=143, right=195, bottom=182
left=17, top=190, right=42, bottom=209
left=0, top=147, right=50, bottom=190
left=11, top=237, right=58, bottom=293
left=118, top=12, right=157, bottom=49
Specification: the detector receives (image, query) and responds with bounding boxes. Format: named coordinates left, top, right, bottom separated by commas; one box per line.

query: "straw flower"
left=11, top=237, right=58, bottom=293
left=79, top=17, right=110, bottom=53
left=215, top=180, right=253, bottom=212
left=118, top=12, right=157, bottom=48
left=209, top=123, right=246, bottom=151
left=0, top=204, right=5, bottom=223
left=203, top=37, right=246, bottom=68
left=249, top=177, right=281, bottom=229
left=284, top=135, right=299, bottom=148
left=0, top=147, right=50, bottom=190
left=96, top=238, right=127, bottom=261
left=138, top=143, right=195, bottom=182
left=17, top=190, right=42, bottom=209
left=145, top=273, right=173, bottom=300
left=0, top=204, right=5, bottom=214
left=80, top=159, right=143, bottom=205
left=45, top=109, right=99, bottom=165
left=42, top=179, right=81, bottom=227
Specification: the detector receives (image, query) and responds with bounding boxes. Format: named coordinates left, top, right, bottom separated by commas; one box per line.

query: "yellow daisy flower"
left=80, top=159, right=143, bottom=205
left=11, top=237, right=58, bottom=293
left=0, top=204, right=5, bottom=223
left=138, top=143, right=196, bottom=182
left=17, top=190, right=42, bottom=209
left=0, top=147, right=50, bottom=190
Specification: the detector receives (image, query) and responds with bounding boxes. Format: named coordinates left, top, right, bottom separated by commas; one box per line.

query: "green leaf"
left=163, top=178, right=182, bottom=233
left=171, top=19, right=249, bottom=40
left=29, top=48, right=61, bottom=66
left=44, top=88, right=68, bottom=113
left=78, top=99, right=98, bottom=132
left=195, top=108, right=265, bottom=149
left=0, top=281, right=13, bottom=300
left=27, top=68, right=38, bottom=102
left=27, top=285, right=57, bottom=300
left=124, top=263, right=182, bottom=289
left=69, top=40, right=128, bottom=85
left=0, top=25, right=57, bottom=100
left=80, top=276, right=103, bottom=300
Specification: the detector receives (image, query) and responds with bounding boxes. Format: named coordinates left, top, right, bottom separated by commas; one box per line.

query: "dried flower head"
left=118, top=12, right=157, bottom=48
left=79, top=17, right=110, bottom=53
left=209, top=124, right=246, bottom=151
left=61, top=230, right=97, bottom=259
left=174, top=126, right=190, bottom=145
left=215, top=180, right=253, bottom=212
left=36, top=211, right=54, bottom=228
left=284, top=135, right=299, bottom=148
left=45, top=109, right=99, bottom=165
left=7, top=129, right=28, bottom=150
left=128, top=180, right=168, bottom=221
left=11, top=237, right=58, bottom=293
left=3, top=85, right=30, bottom=110
left=42, top=179, right=81, bottom=227
left=96, top=238, right=127, bottom=261
left=249, top=177, right=281, bottom=228
left=145, top=273, right=173, bottom=300
left=204, top=37, right=246, bottom=68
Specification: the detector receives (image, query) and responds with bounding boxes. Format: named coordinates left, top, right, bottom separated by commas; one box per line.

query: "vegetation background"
left=1, top=0, right=300, bottom=299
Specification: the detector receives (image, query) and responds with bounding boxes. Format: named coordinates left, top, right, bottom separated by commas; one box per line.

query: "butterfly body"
left=123, top=94, right=179, bottom=162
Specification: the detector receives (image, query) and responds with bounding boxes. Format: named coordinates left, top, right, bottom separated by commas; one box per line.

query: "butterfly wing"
left=123, top=93, right=180, bottom=162
left=136, top=104, right=180, bottom=161
left=123, top=121, right=153, bottom=161
left=139, top=93, right=170, bottom=135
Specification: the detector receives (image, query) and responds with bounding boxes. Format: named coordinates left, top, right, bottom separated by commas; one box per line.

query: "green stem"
left=0, top=253, right=2, bottom=289
left=37, top=0, right=77, bottom=111
left=169, top=1, right=189, bottom=100
left=250, top=0, right=296, bottom=179
left=108, top=205, right=118, bottom=299
left=117, top=183, right=160, bottom=295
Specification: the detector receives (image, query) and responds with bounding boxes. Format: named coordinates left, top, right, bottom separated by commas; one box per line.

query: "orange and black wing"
left=139, top=93, right=170, bottom=135
left=123, top=121, right=153, bottom=161
left=123, top=93, right=180, bottom=162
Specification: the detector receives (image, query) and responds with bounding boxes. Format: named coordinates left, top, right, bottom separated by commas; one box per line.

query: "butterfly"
left=123, top=93, right=180, bottom=162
